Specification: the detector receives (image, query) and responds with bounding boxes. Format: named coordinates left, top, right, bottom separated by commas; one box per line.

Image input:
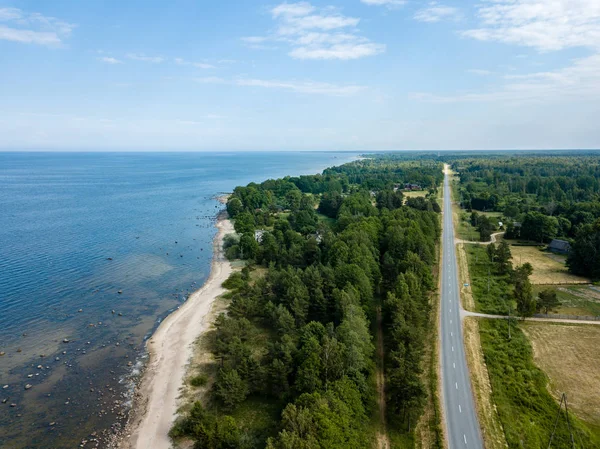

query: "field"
left=478, top=319, right=600, bottom=448
left=522, top=322, right=600, bottom=428
left=403, top=190, right=427, bottom=198
left=507, top=244, right=590, bottom=285
left=533, top=284, right=600, bottom=317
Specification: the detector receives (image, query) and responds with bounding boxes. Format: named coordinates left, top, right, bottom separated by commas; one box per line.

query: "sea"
left=0, top=151, right=357, bottom=448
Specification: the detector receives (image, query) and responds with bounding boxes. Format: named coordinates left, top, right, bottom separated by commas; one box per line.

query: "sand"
left=119, top=215, right=234, bottom=449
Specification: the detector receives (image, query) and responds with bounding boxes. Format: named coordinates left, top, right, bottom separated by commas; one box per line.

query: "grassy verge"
left=479, top=319, right=600, bottom=448
left=464, top=244, right=512, bottom=314
left=463, top=318, right=507, bottom=449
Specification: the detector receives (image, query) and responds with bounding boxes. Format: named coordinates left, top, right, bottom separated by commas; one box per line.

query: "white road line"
left=452, top=346, right=454, bottom=352
left=464, top=434, right=467, bottom=445
left=455, top=382, right=458, bottom=390
left=451, top=332, right=453, bottom=337
left=453, top=362, right=456, bottom=368
left=459, top=405, right=462, bottom=413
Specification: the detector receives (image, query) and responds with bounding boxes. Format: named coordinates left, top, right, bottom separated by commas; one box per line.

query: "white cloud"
left=236, top=78, right=364, bottom=95
left=126, top=53, right=164, bottom=63
left=241, top=2, right=384, bottom=60
left=195, top=76, right=364, bottom=96
left=175, top=58, right=215, bottom=69
left=361, top=0, right=406, bottom=7
left=414, top=2, right=459, bottom=23
left=272, top=2, right=316, bottom=17
left=412, top=54, right=600, bottom=103
left=99, top=57, right=122, bottom=64
left=462, top=0, right=600, bottom=52
left=0, top=7, right=75, bottom=46
left=468, top=69, right=492, bottom=76
left=195, top=77, right=227, bottom=84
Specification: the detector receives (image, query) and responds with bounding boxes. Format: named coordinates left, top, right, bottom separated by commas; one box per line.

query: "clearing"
left=507, top=244, right=589, bottom=285
left=522, top=322, right=600, bottom=428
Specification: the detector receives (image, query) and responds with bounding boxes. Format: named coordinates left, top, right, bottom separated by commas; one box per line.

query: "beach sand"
left=118, top=214, right=234, bottom=449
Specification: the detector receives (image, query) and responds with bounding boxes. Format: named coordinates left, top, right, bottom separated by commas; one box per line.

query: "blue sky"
left=1, top=0, right=599, bottom=151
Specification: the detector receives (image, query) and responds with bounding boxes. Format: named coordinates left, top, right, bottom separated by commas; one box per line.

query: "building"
left=548, top=239, right=572, bottom=254
left=404, top=183, right=422, bottom=191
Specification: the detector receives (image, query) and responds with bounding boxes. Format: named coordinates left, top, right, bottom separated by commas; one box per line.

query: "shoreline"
left=117, top=209, right=234, bottom=449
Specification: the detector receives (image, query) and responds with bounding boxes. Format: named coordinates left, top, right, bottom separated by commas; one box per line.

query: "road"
left=440, top=167, right=483, bottom=449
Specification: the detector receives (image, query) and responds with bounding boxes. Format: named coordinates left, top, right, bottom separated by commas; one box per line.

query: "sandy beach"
left=119, top=214, right=234, bottom=449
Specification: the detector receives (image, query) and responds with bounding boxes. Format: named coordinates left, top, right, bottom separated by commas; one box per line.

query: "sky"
left=1, top=0, right=600, bottom=151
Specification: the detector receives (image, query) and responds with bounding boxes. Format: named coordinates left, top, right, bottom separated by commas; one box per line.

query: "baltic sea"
left=0, top=151, right=356, bottom=448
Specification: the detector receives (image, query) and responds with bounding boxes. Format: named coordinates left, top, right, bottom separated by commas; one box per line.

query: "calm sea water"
left=0, top=151, right=356, bottom=448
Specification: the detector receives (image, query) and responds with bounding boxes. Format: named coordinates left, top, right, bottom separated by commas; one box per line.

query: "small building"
left=548, top=239, right=572, bottom=254
left=404, top=183, right=422, bottom=191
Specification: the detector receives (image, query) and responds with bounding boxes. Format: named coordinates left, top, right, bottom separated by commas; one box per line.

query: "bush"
left=190, top=373, right=209, bottom=387
left=222, top=272, right=245, bottom=290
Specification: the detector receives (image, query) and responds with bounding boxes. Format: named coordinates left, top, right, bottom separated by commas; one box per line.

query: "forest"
left=170, top=157, right=444, bottom=448
left=444, top=153, right=600, bottom=279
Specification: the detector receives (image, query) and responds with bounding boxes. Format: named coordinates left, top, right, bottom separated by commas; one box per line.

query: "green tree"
left=226, top=197, right=243, bottom=218
left=537, top=288, right=561, bottom=314
left=233, top=211, right=255, bottom=234
left=513, top=264, right=535, bottom=318
left=496, top=241, right=513, bottom=274
left=216, top=369, right=249, bottom=410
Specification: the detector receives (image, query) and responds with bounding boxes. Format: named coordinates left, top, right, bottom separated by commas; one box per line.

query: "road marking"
left=455, top=382, right=458, bottom=390
left=451, top=332, right=453, bottom=337
left=459, top=404, right=462, bottom=413
left=453, top=362, right=455, bottom=368
left=450, top=319, right=452, bottom=324
left=452, top=346, right=454, bottom=352
left=464, top=434, right=467, bottom=445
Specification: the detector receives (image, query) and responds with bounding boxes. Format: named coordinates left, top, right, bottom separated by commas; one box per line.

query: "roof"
left=548, top=239, right=571, bottom=251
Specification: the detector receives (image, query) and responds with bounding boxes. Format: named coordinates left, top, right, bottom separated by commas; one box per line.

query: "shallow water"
left=0, top=151, right=355, bottom=448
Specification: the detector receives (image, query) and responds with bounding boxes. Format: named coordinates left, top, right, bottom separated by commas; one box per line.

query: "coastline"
left=117, top=209, right=234, bottom=449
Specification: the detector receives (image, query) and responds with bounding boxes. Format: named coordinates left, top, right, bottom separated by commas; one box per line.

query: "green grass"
left=533, top=285, right=600, bottom=317
left=315, top=212, right=336, bottom=226
left=479, top=319, right=600, bottom=448
left=464, top=244, right=513, bottom=314
left=229, top=396, right=283, bottom=447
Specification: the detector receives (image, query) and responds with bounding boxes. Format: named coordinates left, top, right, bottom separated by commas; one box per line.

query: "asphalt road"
left=440, top=169, right=483, bottom=449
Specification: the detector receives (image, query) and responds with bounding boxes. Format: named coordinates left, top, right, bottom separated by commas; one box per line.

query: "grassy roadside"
left=463, top=318, right=507, bottom=449
left=463, top=244, right=511, bottom=315
left=479, top=319, right=600, bottom=448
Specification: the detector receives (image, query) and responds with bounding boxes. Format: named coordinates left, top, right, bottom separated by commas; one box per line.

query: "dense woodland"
left=445, top=153, right=600, bottom=279
left=171, top=157, right=443, bottom=448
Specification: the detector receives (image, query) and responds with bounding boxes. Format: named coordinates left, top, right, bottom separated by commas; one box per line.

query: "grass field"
left=403, top=190, right=428, bottom=198
left=522, top=322, right=600, bottom=428
left=533, top=284, right=600, bottom=317
left=507, top=244, right=590, bottom=285
left=464, top=244, right=512, bottom=314
left=479, top=319, right=600, bottom=448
